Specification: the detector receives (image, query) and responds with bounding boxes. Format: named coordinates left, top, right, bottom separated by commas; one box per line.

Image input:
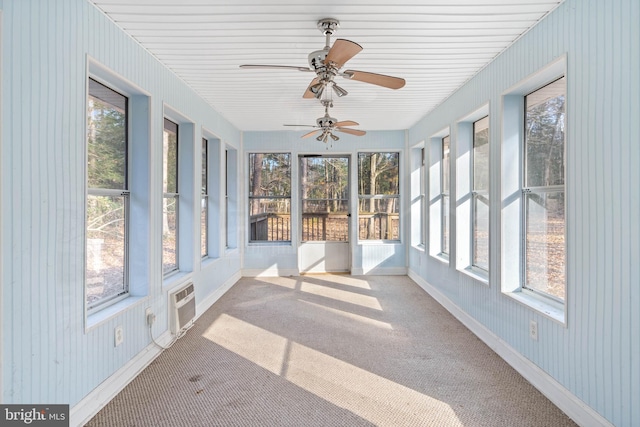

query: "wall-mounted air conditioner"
left=170, top=283, right=196, bottom=335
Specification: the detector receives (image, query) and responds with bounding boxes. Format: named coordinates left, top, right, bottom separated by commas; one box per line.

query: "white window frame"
left=247, top=152, right=292, bottom=244
left=225, top=146, right=238, bottom=250
left=201, top=137, right=209, bottom=258
left=472, top=116, right=490, bottom=272
left=357, top=151, right=401, bottom=242
left=428, top=127, right=451, bottom=262
left=501, top=55, right=567, bottom=324
left=440, top=136, right=451, bottom=257
left=410, top=144, right=426, bottom=249
left=455, top=105, right=490, bottom=283
left=162, top=118, right=180, bottom=276
left=85, top=59, right=151, bottom=325
left=86, top=78, right=130, bottom=312
left=161, top=108, right=196, bottom=282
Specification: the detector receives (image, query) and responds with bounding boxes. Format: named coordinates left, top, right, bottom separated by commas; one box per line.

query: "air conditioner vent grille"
left=170, top=283, right=196, bottom=335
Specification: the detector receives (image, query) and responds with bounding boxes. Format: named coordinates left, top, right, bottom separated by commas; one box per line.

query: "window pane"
left=525, top=77, right=566, bottom=188
left=201, top=196, right=208, bottom=258
left=86, top=194, right=127, bottom=308
left=442, top=136, right=450, bottom=194
left=473, top=194, right=489, bottom=270
left=358, top=198, right=399, bottom=240
left=473, top=117, right=489, bottom=192
left=87, top=79, right=127, bottom=190
left=249, top=198, right=291, bottom=241
left=301, top=157, right=349, bottom=199
left=163, top=119, right=178, bottom=194
left=357, top=153, right=399, bottom=196
left=442, top=194, right=450, bottom=254
left=202, top=138, right=208, bottom=194
left=525, top=191, right=565, bottom=300
left=225, top=150, right=229, bottom=248
left=302, top=200, right=348, bottom=242
left=301, top=156, right=349, bottom=242
left=249, top=153, right=291, bottom=197
left=163, top=196, right=178, bottom=274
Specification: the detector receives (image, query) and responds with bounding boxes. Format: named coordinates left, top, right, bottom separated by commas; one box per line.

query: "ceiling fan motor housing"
left=317, top=115, right=337, bottom=128
left=308, top=49, right=329, bottom=71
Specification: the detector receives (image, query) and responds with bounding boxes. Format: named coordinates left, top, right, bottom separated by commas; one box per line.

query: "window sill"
left=460, top=266, right=489, bottom=286
left=412, top=244, right=426, bottom=253
left=86, top=296, right=146, bottom=332
left=358, top=240, right=402, bottom=245
left=201, top=256, right=220, bottom=269
left=504, top=289, right=566, bottom=325
left=431, top=253, right=449, bottom=265
left=225, top=247, right=239, bottom=255
left=248, top=241, right=292, bottom=247
left=163, top=271, right=192, bottom=290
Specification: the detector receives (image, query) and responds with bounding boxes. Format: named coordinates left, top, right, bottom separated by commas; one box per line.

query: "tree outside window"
left=86, top=78, right=129, bottom=310
left=358, top=152, right=400, bottom=241
left=523, top=77, right=566, bottom=301
left=248, top=153, right=291, bottom=242
left=472, top=117, right=489, bottom=270
left=163, top=119, right=179, bottom=275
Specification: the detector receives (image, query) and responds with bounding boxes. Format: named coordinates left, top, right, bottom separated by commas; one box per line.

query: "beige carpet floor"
left=86, top=275, right=577, bottom=426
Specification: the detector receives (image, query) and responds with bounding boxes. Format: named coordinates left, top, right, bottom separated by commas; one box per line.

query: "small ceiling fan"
left=240, top=18, right=405, bottom=99
left=284, top=100, right=366, bottom=143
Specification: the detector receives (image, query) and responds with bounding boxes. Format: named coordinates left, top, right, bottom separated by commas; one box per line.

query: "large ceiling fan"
left=240, top=18, right=405, bottom=99
left=284, top=100, right=366, bottom=143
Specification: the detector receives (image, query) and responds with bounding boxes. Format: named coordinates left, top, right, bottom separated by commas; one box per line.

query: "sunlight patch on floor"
left=298, top=300, right=393, bottom=330
left=300, top=282, right=383, bottom=310
left=203, top=313, right=287, bottom=375
left=203, top=314, right=462, bottom=426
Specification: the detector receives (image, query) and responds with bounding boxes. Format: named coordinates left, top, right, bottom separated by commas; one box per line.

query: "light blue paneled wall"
left=243, top=130, right=407, bottom=275
left=408, top=1, right=639, bottom=426
left=1, top=0, right=241, bottom=407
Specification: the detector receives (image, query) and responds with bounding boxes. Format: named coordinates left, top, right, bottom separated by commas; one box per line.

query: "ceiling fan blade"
left=336, top=127, right=366, bottom=136
left=334, top=120, right=359, bottom=127
left=343, top=70, right=406, bottom=89
left=240, top=64, right=312, bottom=72
left=303, top=78, right=321, bottom=99
left=302, top=129, right=321, bottom=139
left=325, top=39, right=362, bottom=68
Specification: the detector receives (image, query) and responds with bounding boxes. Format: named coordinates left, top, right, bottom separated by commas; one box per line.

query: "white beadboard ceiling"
left=90, top=0, right=563, bottom=132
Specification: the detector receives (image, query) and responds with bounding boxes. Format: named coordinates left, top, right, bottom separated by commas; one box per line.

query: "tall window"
left=86, top=78, right=129, bottom=310
left=162, top=119, right=179, bottom=275
left=523, top=77, right=566, bottom=301
left=358, top=152, right=400, bottom=241
left=201, top=138, right=208, bottom=258
left=225, top=149, right=229, bottom=249
left=472, top=117, right=489, bottom=270
left=248, top=153, right=291, bottom=242
left=441, top=136, right=450, bottom=255
left=420, top=148, right=426, bottom=246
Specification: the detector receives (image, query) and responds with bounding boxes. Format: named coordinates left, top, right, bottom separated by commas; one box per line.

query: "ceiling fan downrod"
left=317, top=18, right=340, bottom=49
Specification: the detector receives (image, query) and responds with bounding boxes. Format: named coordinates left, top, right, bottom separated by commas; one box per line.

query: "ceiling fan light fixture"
left=330, top=133, right=339, bottom=141
left=310, top=82, right=325, bottom=99
left=332, top=83, right=348, bottom=97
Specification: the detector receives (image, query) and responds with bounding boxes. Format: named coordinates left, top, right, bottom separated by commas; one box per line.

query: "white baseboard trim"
left=69, top=331, right=173, bottom=427
left=351, top=266, right=407, bottom=276
left=242, top=268, right=299, bottom=277
left=407, top=269, right=613, bottom=427
left=71, top=272, right=242, bottom=427
left=196, top=271, right=241, bottom=318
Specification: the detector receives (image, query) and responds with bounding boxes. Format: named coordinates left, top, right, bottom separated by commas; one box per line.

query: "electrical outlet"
left=145, top=308, right=156, bottom=326
left=114, top=326, right=124, bottom=347
left=529, top=320, right=538, bottom=341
